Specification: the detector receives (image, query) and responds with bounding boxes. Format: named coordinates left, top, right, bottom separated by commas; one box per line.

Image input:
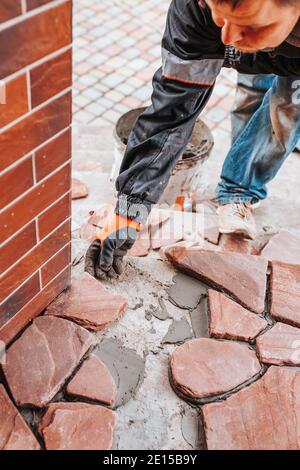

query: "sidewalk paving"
left=73, top=0, right=237, bottom=135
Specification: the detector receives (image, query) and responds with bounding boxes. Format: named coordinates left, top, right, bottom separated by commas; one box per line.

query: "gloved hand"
left=84, top=213, right=142, bottom=280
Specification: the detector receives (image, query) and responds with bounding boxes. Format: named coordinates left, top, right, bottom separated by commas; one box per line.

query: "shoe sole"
left=219, top=227, right=256, bottom=240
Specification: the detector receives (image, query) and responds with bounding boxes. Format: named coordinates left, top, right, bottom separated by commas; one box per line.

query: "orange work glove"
left=85, top=213, right=142, bottom=279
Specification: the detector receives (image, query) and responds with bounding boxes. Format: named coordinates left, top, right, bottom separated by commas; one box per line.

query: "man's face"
left=205, top=0, right=299, bottom=52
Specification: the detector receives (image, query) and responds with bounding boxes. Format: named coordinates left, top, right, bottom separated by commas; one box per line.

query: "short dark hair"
left=208, top=0, right=298, bottom=9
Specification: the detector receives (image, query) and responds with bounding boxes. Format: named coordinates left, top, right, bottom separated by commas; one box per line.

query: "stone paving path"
left=2, top=200, right=300, bottom=449
left=73, top=0, right=236, bottom=134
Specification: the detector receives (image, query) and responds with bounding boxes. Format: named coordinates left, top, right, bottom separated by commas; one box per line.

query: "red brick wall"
left=0, top=0, right=72, bottom=345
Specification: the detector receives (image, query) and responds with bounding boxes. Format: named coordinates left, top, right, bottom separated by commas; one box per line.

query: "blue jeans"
left=216, top=73, right=300, bottom=205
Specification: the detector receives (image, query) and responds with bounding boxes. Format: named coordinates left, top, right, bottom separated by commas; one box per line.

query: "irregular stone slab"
left=190, top=297, right=210, bottom=338
left=170, top=338, right=261, bottom=401
left=168, top=272, right=207, bottom=310
left=270, top=261, right=300, bottom=327
left=202, top=366, right=300, bottom=450
left=162, top=319, right=193, bottom=344
left=66, top=354, right=117, bottom=405
left=88, top=204, right=114, bottom=227
left=46, top=273, right=128, bottom=331
left=0, top=385, right=40, bottom=450
left=80, top=221, right=98, bottom=243
left=261, top=230, right=300, bottom=265
left=208, top=290, right=268, bottom=341
left=256, top=322, right=300, bottom=366
left=219, top=234, right=254, bottom=255
left=165, top=246, right=268, bottom=313
left=72, top=178, right=88, bottom=199
left=3, top=316, right=96, bottom=408
left=127, top=227, right=151, bottom=257
left=38, top=402, right=117, bottom=450
left=95, top=339, right=145, bottom=407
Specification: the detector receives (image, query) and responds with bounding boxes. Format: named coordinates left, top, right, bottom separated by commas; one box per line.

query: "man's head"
left=204, top=0, right=300, bottom=52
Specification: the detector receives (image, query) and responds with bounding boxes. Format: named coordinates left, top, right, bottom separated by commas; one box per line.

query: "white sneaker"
left=217, top=202, right=257, bottom=240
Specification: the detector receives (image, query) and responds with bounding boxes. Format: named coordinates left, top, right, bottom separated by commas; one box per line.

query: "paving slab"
left=208, top=290, right=268, bottom=341
left=165, top=246, right=268, bottom=313
left=256, top=322, right=300, bottom=366
left=38, top=402, right=117, bottom=450
left=46, top=273, right=128, bottom=331
left=202, top=366, right=300, bottom=450
left=270, top=261, right=300, bottom=327
left=3, top=316, right=96, bottom=408
left=66, top=354, right=117, bottom=405
left=0, top=385, right=40, bottom=450
left=170, top=338, right=262, bottom=402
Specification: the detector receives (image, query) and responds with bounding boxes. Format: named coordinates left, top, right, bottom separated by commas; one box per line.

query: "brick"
left=38, top=192, right=71, bottom=240
left=0, top=163, right=71, bottom=244
left=0, top=74, right=28, bottom=128
left=0, top=93, right=71, bottom=172
left=31, top=49, right=72, bottom=108
left=0, top=273, right=40, bottom=328
left=35, top=128, right=71, bottom=181
left=26, top=0, right=54, bottom=10
left=0, top=1, right=22, bottom=23
left=0, top=222, right=37, bottom=274
left=42, top=243, right=71, bottom=286
left=0, top=156, right=33, bottom=210
left=0, top=219, right=70, bottom=302
left=0, top=2, right=72, bottom=80
left=0, top=266, right=70, bottom=346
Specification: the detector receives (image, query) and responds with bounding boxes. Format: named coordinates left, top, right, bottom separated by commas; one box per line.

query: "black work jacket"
left=115, top=0, right=300, bottom=223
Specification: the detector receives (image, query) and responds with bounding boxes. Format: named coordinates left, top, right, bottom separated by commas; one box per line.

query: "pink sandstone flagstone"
left=46, top=273, right=128, bottom=331
left=218, top=234, right=254, bottom=255
left=202, top=366, right=300, bottom=450
left=256, top=322, right=300, bottom=366
left=170, top=338, right=261, bottom=400
left=261, top=230, right=300, bottom=265
left=165, top=246, right=268, bottom=313
left=0, top=385, right=40, bottom=450
left=38, top=402, right=117, bottom=450
left=2, top=316, right=96, bottom=408
left=208, top=290, right=268, bottom=341
left=66, top=354, right=117, bottom=405
left=270, top=261, right=300, bottom=327
left=72, top=178, right=89, bottom=199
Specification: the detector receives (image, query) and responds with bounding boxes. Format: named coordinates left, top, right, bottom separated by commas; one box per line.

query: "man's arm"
left=115, top=0, right=224, bottom=224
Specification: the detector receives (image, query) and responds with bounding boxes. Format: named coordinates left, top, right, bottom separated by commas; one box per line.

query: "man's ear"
left=199, top=0, right=207, bottom=7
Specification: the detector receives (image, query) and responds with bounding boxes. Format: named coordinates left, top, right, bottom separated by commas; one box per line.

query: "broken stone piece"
left=46, top=273, right=128, bottom=331
left=38, top=402, right=117, bottom=450
left=202, top=366, right=300, bottom=450
left=2, top=316, right=96, bottom=408
left=170, top=338, right=261, bottom=401
left=162, top=319, right=193, bottom=344
left=208, top=290, right=268, bottom=341
left=0, top=385, right=40, bottom=450
left=270, top=261, right=300, bottom=327
left=261, top=230, right=300, bottom=265
left=165, top=246, right=268, bottom=313
left=256, top=322, right=300, bottom=366
left=72, top=178, right=89, bottom=199
left=66, top=354, right=117, bottom=406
